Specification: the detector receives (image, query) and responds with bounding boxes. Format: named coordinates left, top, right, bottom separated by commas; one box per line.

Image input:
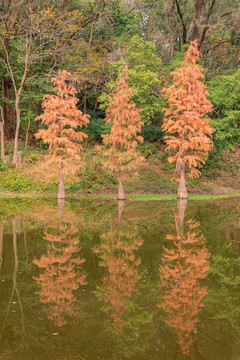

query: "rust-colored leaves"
left=162, top=40, right=215, bottom=179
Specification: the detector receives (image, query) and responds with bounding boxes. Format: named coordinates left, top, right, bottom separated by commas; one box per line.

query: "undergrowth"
left=0, top=141, right=238, bottom=195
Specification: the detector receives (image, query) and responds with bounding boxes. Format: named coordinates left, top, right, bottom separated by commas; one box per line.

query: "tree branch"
left=174, top=0, right=187, bottom=44
left=203, top=37, right=240, bottom=55
left=0, top=38, right=17, bottom=94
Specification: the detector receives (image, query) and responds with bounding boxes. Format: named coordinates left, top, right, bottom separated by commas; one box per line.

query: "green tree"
left=99, top=36, right=164, bottom=125
left=208, top=68, right=240, bottom=149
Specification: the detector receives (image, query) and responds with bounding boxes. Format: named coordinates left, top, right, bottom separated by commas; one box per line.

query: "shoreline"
left=0, top=191, right=240, bottom=201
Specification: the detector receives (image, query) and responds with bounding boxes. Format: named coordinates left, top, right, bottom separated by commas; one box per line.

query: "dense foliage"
left=100, top=71, right=144, bottom=199
left=0, top=0, right=239, bottom=186
left=162, top=40, right=214, bottom=198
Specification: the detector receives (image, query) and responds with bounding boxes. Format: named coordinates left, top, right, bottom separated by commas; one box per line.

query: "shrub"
left=141, top=125, right=164, bottom=142
left=0, top=170, right=33, bottom=191
left=208, top=69, right=240, bottom=149
left=85, top=117, right=110, bottom=143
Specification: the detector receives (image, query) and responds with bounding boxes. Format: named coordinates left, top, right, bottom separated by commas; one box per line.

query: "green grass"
left=124, top=192, right=240, bottom=201
left=0, top=191, right=239, bottom=201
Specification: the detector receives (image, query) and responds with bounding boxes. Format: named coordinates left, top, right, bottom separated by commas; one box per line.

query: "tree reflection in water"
left=33, top=199, right=86, bottom=327
left=1, top=218, right=26, bottom=345
left=94, top=201, right=143, bottom=330
left=158, top=199, right=211, bottom=355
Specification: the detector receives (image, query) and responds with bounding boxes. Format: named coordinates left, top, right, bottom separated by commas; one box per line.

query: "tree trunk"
left=6, top=80, right=15, bottom=136
left=89, top=21, right=94, bottom=47
left=165, top=0, right=174, bottom=58
left=0, top=106, right=5, bottom=163
left=13, top=94, right=21, bottom=165
left=2, top=78, right=10, bottom=139
left=0, top=122, right=5, bottom=163
left=94, top=98, right=98, bottom=112
left=25, top=98, right=31, bottom=150
left=174, top=156, right=181, bottom=177
left=177, top=162, right=187, bottom=199
left=191, top=0, right=203, bottom=41
left=37, top=100, right=42, bottom=116
left=118, top=176, right=125, bottom=200
left=58, top=162, right=65, bottom=199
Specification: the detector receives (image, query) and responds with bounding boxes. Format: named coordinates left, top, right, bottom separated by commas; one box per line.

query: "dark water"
left=0, top=198, right=239, bottom=360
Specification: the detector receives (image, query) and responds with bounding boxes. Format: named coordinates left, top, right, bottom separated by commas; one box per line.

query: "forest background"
left=0, top=0, right=240, bottom=197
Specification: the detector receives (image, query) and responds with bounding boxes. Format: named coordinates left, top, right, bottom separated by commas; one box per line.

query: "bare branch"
left=203, top=37, right=240, bottom=55
left=174, top=0, right=187, bottom=44
left=0, top=38, right=17, bottom=94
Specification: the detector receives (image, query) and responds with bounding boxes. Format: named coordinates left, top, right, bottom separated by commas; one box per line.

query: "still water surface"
left=0, top=198, right=239, bottom=360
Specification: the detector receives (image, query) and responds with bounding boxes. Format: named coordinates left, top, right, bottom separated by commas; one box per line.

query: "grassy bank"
left=0, top=141, right=239, bottom=198
left=0, top=191, right=240, bottom=202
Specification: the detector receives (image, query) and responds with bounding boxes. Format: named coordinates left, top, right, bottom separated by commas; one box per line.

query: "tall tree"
left=35, top=70, right=89, bottom=199
left=0, top=3, right=56, bottom=164
left=0, top=0, right=23, bottom=140
left=162, top=40, right=214, bottom=199
left=101, top=70, right=144, bottom=200
left=0, top=0, right=93, bottom=164
left=144, top=0, right=240, bottom=60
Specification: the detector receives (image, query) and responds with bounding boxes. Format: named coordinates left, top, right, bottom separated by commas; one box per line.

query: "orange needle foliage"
left=36, top=70, right=89, bottom=164
left=94, top=222, right=143, bottom=329
left=158, top=219, right=210, bottom=355
left=35, top=70, right=90, bottom=198
left=101, top=69, right=144, bottom=200
left=33, top=224, right=86, bottom=327
left=162, top=40, right=214, bottom=198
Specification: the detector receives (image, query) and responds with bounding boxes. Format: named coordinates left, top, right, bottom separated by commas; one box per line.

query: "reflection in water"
left=1, top=218, right=25, bottom=344
left=94, top=201, right=143, bottom=329
left=0, top=199, right=239, bottom=359
left=33, top=200, right=86, bottom=327
left=158, top=200, right=211, bottom=355
left=0, top=221, right=3, bottom=271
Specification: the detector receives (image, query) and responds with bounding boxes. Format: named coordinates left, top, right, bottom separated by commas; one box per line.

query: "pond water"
left=0, top=198, right=239, bottom=360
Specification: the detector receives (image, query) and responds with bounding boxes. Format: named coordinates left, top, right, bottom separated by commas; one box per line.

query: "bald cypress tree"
left=162, top=40, right=214, bottom=199
left=35, top=70, right=89, bottom=199
left=101, top=70, right=144, bottom=200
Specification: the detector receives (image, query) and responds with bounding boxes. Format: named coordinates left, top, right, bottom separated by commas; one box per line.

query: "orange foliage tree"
left=158, top=219, right=210, bottom=355
left=93, top=220, right=143, bottom=330
left=35, top=70, right=89, bottom=199
left=33, top=224, right=86, bottom=327
left=101, top=70, right=144, bottom=200
left=162, top=40, right=214, bottom=199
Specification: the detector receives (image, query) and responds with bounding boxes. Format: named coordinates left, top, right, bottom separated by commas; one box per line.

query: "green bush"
left=0, top=163, right=6, bottom=171
left=0, top=170, right=33, bottom=191
left=85, top=117, right=110, bottom=143
left=141, top=125, right=164, bottom=142
left=208, top=69, right=240, bottom=149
